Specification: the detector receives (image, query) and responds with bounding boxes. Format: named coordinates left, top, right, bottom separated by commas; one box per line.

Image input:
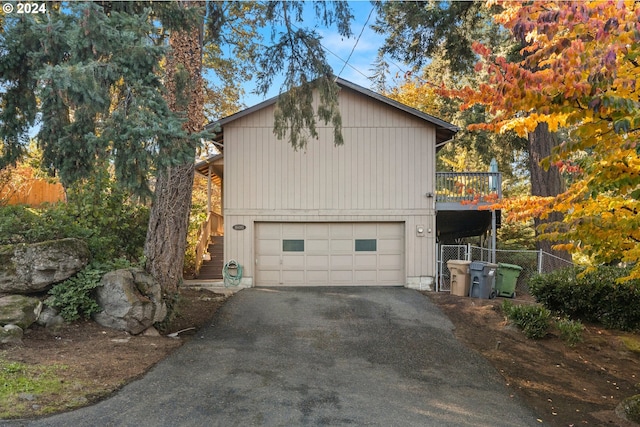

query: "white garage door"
left=255, top=222, right=404, bottom=286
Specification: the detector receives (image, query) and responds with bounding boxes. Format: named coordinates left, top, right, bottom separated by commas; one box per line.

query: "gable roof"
left=205, top=77, right=458, bottom=146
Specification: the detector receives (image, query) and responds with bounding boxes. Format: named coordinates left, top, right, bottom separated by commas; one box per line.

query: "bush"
left=46, top=259, right=135, bottom=322
left=0, top=175, right=149, bottom=262
left=556, top=318, right=584, bottom=346
left=62, top=175, right=149, bottom=262
left=529, top=266, right=640, bottom=331
left=502, top=300, right=551, bottom=339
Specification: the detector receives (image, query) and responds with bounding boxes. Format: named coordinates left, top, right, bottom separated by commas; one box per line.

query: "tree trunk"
left=145, top=163, right=196, bottom=294
left=144, top=4, right=204, bottom=295
left=528, top=122, right=573, bottom=269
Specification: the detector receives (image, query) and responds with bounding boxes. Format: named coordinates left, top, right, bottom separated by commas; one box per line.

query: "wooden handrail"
left=194, top=211, right=224, bottom=277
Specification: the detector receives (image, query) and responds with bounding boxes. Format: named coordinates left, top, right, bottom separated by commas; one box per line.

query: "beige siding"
left=225, top=87, right=436, bottom=213
left=223, top=86, right=438, bottom=287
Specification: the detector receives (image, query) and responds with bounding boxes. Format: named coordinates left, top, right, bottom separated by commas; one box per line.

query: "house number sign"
left=232, top=224, right=246, bottom=231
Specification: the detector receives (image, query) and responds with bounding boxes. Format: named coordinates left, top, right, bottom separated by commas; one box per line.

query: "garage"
left=255, top=222, right=405, bottom=286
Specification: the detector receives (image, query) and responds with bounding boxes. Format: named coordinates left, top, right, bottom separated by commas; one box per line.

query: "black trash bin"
left=469, top=261, right=498, bottom=299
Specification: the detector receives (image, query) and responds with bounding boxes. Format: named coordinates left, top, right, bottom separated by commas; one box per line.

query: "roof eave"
left=205, top=77, right=459, bottom=145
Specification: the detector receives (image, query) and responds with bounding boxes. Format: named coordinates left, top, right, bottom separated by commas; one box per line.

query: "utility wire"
left=336, top=6, right=375, bottom=79
left=257, top=2, right=439, bottom=91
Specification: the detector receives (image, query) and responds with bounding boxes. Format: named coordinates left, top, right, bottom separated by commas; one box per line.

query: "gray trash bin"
left=469, top=261, right=498, bottom=299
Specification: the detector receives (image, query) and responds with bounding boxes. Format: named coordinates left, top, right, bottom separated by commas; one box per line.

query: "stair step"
left=195, top=236, right=224, bottom=279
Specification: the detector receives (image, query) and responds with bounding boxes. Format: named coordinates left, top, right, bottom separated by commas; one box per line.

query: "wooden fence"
left=2, top=179, right=66, bottom=206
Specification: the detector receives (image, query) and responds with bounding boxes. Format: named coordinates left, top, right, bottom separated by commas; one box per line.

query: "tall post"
left=491, top=209, right=497, bottom=264
left=207, top=163, right=212, bottom=214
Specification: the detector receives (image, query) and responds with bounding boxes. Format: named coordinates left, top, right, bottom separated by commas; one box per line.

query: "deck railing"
left=436, top=172, right=502, bottom=204
left=194, top=211, right=224, bottom=277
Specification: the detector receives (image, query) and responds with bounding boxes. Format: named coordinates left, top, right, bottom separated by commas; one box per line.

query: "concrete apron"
left=7, top=287, right=544, bottom=427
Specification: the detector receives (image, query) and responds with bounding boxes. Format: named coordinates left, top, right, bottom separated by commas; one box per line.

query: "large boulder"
left=93, top=268, right=167, bottom=335
left=0, top=238, right=90, bottom=294
left=0, top=294, right=43, bottom=329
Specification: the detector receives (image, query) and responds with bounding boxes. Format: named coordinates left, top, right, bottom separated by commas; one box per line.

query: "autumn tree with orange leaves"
left=452, top=0, right=640, bottom=279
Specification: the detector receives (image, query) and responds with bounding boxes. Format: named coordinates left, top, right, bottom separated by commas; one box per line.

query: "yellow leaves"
left=498, top=112, right=571, bottom=136
left=385, top=79, right=441, bottom=117
left=465, top=1, right=640, bottom=279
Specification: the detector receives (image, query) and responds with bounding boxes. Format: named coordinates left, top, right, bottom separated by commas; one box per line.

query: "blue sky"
left=239, top=1, right=396, bottom=107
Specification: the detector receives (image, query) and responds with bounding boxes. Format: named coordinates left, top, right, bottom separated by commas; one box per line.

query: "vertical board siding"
left=225, top=89, right=436, bottom=212
left=223, top=86, right=441, bottom=284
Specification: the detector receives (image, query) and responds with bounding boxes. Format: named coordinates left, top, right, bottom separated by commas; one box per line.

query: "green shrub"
left=502, top=300, right=551, bottom=339
left=46, top=259, right=134, bottom=322
left=556, top=318, right=584, bottom=346
left=184, top=201, right=207, bottom=276
left=0, top=174, right=148, bottom=262
left=529, top=266, right=640, bottom=331
left=62, top=174, right=149, bottom=262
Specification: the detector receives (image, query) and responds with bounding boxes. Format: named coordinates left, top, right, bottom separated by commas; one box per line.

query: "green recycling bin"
left=495, top=263, right=523, bottom=298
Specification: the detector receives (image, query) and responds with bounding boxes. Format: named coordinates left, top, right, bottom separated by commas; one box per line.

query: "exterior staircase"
left=197, top=236, right=224, bottom=280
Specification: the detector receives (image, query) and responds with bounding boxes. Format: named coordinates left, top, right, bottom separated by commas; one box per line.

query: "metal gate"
left=437, top=244, right=469, bottom=292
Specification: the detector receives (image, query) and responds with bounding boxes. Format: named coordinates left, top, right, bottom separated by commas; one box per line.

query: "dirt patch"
left=1, top=289, right=639, bottom=426
left=427, top=292, right=640, bottom=426
left=0, top=287, right=227, bottom=419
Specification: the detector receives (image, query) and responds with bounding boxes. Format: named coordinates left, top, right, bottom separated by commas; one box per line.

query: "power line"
left=337, top=6, right=375, bottom=79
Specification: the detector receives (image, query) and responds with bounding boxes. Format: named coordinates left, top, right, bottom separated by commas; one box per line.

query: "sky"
left=238, top=1, right=397, bottom=108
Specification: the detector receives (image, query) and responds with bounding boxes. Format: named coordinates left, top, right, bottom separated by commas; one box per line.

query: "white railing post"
left=538, top=249, right=544, bottom=274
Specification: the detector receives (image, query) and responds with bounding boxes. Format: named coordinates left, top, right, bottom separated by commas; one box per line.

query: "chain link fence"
left=437, top=244, right=573, bottom=294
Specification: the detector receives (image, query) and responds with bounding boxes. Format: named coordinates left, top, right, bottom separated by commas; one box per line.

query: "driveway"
left=4, top=287, right=543, bottom=426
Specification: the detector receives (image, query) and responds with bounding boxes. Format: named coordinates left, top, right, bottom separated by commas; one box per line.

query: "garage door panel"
left=282, top=270, right=305, bottom=282
left=331, top=223, right=353, bottom=238
left=257, top=254, right=280, bottom=268
left=257, top=225, right=281, bottom=238
left=306, top=270, right=329, bottom=283
left=330, top=239, right=352, bottom=252
left=331, top=270, right=353, bottom=282
left=377, top=223, right=404, bottom=236
left=282, top=223, right=305, bottom=237
left=355, top=270, right=377, bottom=282
left=354, top=254, right=377, bottom=268
left=379, top=270, right=404, bottom=282
left=257, top=239, right=281, bottom=252
left=307, top=255, right=329, bottom=268
left=282, top=254, right=305, bottom=267
left=259, top=270, right=281, bottom=284
left=354, top=223, right=377, bottom=237
left=306, top=239, right=329, bottom=252
left=379, top=254, right=403, bottom=268
left=378, top=238, right=404, bottom=252
left=331, top=254, right=353, bottom=268
left=306, top=223, right=330, bottom=237
left=255, top=222, right=404, bottom=286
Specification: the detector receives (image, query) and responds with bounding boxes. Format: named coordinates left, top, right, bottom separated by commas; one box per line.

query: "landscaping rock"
left=0, top=238, right=90, bottom=294
left=93, top=268, right=167, bottom=335
left=36, top=305, right=65, bottom=333
left=36, top=306, right=59, bottom=327
left=1, top=324, right=24, bottom=344
left=616, top=394, right=640, bottom=424
left=0, top=294, right=42, bottom=329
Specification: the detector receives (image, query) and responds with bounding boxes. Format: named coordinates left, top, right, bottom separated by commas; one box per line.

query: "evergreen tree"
left=1, top=1, right=353, bottom=297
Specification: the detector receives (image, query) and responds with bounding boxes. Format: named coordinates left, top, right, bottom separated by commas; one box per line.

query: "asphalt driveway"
left=4, top=287, right=543, bottom=426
